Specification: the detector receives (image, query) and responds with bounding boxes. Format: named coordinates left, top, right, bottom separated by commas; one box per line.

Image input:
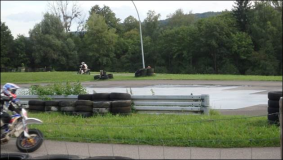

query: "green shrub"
left=29, top=81, right=87, bottom=100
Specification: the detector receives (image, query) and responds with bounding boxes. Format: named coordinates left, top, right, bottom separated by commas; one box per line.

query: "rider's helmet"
left=3, top=83, right=20, bottom=94
left=81, top=62, right=85, bottom=65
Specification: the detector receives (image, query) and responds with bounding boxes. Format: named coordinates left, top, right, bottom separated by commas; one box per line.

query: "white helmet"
left=81, top=62, right=85, bottom=65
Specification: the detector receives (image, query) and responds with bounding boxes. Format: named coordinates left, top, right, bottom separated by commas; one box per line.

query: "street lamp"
left=132, top=0, right=145, bottom=69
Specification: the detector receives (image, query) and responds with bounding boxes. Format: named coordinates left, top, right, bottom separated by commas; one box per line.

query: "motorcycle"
left=0, top=95, right=44, bottom=152
left=77, top=67, right=90, bottom=75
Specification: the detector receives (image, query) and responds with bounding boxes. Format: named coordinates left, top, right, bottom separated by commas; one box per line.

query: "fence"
left=17, top=94, right=210, bottom=115
left=132, top=94, right=210, bottom=115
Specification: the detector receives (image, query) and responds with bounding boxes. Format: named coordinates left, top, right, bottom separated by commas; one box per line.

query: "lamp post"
left=132, top=0, right=145, bottom=69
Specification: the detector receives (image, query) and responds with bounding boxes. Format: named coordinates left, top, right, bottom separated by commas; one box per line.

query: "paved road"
left=1, top=139, right=281, bottom=159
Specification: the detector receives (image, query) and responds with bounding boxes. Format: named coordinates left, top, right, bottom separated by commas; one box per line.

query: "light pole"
left=132, top=0, right=145, bottom=69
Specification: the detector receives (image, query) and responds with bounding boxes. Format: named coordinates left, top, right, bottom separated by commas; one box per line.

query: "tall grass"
left=1, top=72, right=281, bottom=84
left=28, top=112, right=280, bottom=148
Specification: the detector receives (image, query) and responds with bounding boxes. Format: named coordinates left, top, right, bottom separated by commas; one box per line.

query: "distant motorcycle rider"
left=80, top=62, right=88, bottom=74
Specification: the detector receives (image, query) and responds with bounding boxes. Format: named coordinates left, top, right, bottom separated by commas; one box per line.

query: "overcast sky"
left=1, top=1, right=235, bottom=38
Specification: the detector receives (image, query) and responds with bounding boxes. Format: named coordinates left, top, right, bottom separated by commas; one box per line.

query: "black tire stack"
left=59, top=101, right=75, bottom=115
left=28, top=100, right=45, bottom=112
left=267, top=91, right=282, bottom=124
left=45, top=101, right=60, bottom=112
left=74, top=100, right=93, bottom=117
left=110, top=93, right=132, bottom=115
left=92, top=93, right=111, bottom=115
left=147, top=68, right=154, bottom=76
left=135, top=68, right=155, bottom=77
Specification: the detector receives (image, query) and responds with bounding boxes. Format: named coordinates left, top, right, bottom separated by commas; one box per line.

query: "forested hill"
left=159, top=11, right=222, bottom=26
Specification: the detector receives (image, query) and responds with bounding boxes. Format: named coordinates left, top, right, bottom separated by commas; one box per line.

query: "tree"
left=1, top=22, right=14, bottom=68
left=11, top=35, right=30, bottom=68
left=48, top=1, right=82, bottom=32
left=29, top=13, right=78, bottom=70
left=84, top=13, right=118, bottom=71
left=166, top=9, right=195, bottom=28
left=247, top=2, right=282, bottom=75
left=89, top=5, right=122, bottom=33
left=232, top=0, right=252, bottom=32
left=195, top=17, right=234, bottom=74
left=123, top=16, right=139, bottom=32
left=143, top=10, right=161, bottom=38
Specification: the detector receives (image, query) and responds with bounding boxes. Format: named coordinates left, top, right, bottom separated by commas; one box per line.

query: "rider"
left=1, top=83, right=21, bottom=134
left=80, top=62, right=88, bottom=74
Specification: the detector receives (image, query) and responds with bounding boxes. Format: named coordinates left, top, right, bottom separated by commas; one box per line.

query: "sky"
left=1, top=1, right=235, bottom=38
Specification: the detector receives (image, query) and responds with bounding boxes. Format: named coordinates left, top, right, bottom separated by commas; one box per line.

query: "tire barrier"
left=94, top=70, right=113, bottom=80
left=108, top=74, right=114, bottom=79
left=267, top=91, right=282, bottom=123
left=26, top=93, right=132, bottom=117
left=135, top=68, right=155, bottom=77
left=45, top=101, right=60, bottom=112
left=28, top=100, right=45, bottom=111
left=110, top=93, right=131, bottom=101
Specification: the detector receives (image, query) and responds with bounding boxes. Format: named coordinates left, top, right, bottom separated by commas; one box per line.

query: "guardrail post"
left=201, top=94, right=210, bottom=115
left=280, top=97, right=282, bottom=160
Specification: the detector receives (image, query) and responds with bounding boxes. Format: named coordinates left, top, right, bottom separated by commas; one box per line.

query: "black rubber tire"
left=59, top=101, right=74, bottom=107
left=72, top=112, right=93, bottom=118
left=111, top=100, right=132, bottom=108
left=45, top=106, right=60, bottom=111
left=268, top=91, right=282, bottom=101
left=92, top=93, right=110, bottom=101
left=28, top=100, right=45, bottom=106
left=75, top=105, right=93, bottom=112
left=45, top=101, right=59, bottom=106
left=93, top=108, right=110, bottom=114
left=268, top=113, right=279, bottom=121
left=85, top=156, right=133, bottom=159
left=110, top=93, right=131, bottom=101
left=147, top=68, right=154, bottom=74
left=268, top=100, right=280, bottom=108
left=147, top=73, right=155, bottom=76
left=100, top=75, right=109, bottom=80
left=140, top=69, right=147, bottom=76
left=78, top=94, right=93, bottom=101
left=93, top=102, right=111, bottom=108
left=16, top=129, right=44, bottom=153
left=33, top=154, right=80, bottom=159
left=28, top=105, right=45, bottom=111
left=60, top=107, right=75, bottom=112
left=94, top=75, right=100, bottom=80
left=268, top=107, right=279, bottom=114
left=0, top=153, right=31, bottom=160
left=75, top=100, right=93, bottom=106
left=108, top=74, right=114, bottom=79
left=111, top=106, right=131, bottom=113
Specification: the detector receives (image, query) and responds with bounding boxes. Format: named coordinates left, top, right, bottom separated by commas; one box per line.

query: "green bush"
left=29, top=81, right=87, bottom=100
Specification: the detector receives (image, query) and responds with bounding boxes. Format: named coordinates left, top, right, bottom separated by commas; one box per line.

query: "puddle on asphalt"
left=16, top=85, right=267, bottom=110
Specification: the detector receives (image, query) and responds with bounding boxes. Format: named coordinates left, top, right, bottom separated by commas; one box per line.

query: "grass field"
left=1, top=71, right=282, bottom=84
left=28, top=112, right=280, bottom=148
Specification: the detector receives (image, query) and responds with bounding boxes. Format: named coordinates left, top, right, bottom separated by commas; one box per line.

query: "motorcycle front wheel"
left=16, top=129, right=44, bottom=153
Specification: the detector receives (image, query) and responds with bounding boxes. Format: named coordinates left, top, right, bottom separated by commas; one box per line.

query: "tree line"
left=1, top=0, right=282, bottom=75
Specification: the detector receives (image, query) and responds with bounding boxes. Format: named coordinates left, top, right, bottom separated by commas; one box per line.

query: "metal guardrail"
left=131, top=94, right=210, bottom=115
left=17, top=94, right=210, bottom=115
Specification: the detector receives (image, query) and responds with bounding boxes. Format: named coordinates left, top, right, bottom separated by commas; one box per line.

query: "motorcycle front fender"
left=25, top=118, right=43, bottom=125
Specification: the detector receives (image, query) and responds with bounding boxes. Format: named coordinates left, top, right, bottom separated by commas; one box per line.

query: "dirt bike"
left=0, top=96, right=44, bottom=152
left=77, top=68, right=90, bottom=75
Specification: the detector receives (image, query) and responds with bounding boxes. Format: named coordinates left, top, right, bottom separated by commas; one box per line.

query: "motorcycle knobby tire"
left=16, top=129, right=44, bottom=153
